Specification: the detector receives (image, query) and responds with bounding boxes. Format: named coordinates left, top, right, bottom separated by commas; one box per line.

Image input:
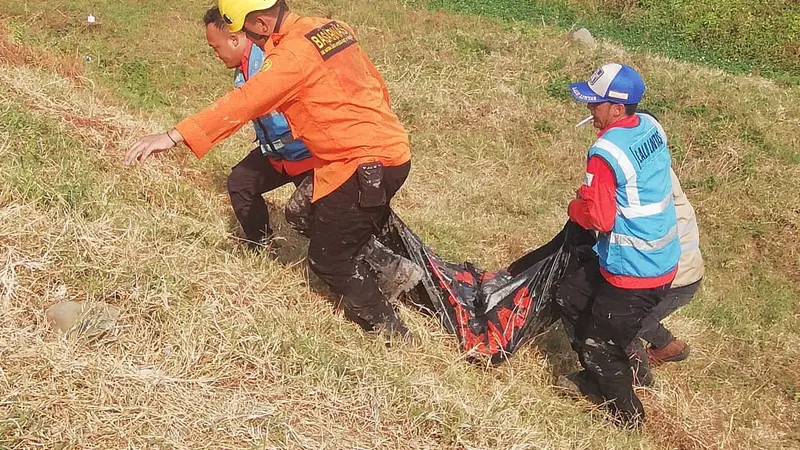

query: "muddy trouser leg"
left=555, top=255, right=603, bottom=353
left=581, top=280, right=668, bottom=426
left=638, top=279, right=701, bottom=348
left=291, top=174, right=422, bottom=302
left=228, top=149, right=295, bottom=244
left=307, top=162, right=411, bottom=331
left=359, top=235, right=424, bottom=303
left=285, top=174, right=314, bottom=237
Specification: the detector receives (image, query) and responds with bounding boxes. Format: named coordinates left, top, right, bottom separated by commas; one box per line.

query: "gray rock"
left=571, top=28, right=597, bottom=49
left=45, top=301, right=83, bottom=333
left=46, top=301, right=120, bottom=339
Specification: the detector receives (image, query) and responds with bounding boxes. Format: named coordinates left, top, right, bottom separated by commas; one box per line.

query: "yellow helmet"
left=218, top=0, right=278, bottom=32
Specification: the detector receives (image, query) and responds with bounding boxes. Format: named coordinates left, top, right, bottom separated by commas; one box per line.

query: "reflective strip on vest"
left=593, top=138, right=640, bottom=205
left=589, top=114, right=680, bottom=279
left=609, top=224, right=678, bottom=251
left=643, top=113, right=669, bottom=145
left=594, top=138, right=674, bottom=219
left=618, top=192, right=673, bottom=218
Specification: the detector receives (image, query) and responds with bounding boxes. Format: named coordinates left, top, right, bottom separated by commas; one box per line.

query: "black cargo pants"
left=556, top=255, right=669, bottom=426
left=307, top=161, right=411, bottom=330
left=228, top=148, right=310, bottom=244
left=638, top=279, right=700, bottom=348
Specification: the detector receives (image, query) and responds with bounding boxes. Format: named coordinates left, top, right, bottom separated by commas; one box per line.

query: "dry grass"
left=0, top=22, right=84, bottom=83
left=1, top=0, right=799, bottom=448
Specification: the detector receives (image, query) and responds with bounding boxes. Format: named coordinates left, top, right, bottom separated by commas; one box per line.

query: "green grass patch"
left=421, top=0, right=800, bottom=84
left=0, top=102, right=102, bottom=215
left=4, top=0, right=223, bottom=112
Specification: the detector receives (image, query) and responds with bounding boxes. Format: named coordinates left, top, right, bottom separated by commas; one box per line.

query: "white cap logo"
left=587, top=63, right=623, bottom=98
left=589, top=68, right=604, bottom=86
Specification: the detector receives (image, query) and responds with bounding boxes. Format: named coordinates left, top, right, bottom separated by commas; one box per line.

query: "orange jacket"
left=237, top=43, right=317, bottom=177
left=268, top=153, right=317, bottom=177
left=176, top=14, right=411, bottom=201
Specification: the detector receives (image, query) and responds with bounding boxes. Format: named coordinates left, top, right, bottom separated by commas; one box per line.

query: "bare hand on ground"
left=124, top=130, right=182, bottom=166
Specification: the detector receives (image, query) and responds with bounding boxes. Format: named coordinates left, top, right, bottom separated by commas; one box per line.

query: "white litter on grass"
left=87, top=15, right=96, bottom=24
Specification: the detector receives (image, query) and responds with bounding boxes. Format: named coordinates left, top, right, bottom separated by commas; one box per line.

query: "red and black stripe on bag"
left=381, top=213, right=595, bottom=365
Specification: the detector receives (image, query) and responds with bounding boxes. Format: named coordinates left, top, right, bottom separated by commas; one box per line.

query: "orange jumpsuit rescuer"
left=124, top=0, right=413, bottom=339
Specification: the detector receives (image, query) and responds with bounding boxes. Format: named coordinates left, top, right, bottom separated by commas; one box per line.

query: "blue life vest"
left=233, top=44, right=311, bottom=162
left=587, top=113, right=680, bottom=279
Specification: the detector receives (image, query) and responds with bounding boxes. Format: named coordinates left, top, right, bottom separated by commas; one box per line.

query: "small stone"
left=45, top=301, right=83, bottom=333
left=571, top=28, right=597, bottom=49
left=45, top=300, right=121, bottom=339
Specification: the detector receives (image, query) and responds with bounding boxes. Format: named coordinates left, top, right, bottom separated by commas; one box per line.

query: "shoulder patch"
left=305, top=21, right=357, bottom=61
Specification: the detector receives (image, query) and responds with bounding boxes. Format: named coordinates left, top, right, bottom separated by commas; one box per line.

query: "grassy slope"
left=1, top=0, right=799, bottom=448
left=420, top=0, right=800, bottom=84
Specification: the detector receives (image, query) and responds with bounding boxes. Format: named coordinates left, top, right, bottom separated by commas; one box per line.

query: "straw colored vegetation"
left=1, top=0, right=798, bottom=448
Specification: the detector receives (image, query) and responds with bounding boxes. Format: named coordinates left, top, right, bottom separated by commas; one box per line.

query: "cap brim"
left=569, top=82, right=606, bottom=103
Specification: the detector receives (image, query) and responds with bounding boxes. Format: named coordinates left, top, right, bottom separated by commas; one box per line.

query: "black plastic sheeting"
left=378, top=213, right=596, bottom=365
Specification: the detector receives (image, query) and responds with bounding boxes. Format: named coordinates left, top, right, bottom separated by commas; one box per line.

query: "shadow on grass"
left=207, top=166, right=308, bottom=257
left=532, top=323, right=581, bottom=378
left=206, top=165, right=337, bottom=307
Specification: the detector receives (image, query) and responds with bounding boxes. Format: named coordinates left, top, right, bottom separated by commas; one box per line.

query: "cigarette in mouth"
left=575, top=115, right=594, bottom=128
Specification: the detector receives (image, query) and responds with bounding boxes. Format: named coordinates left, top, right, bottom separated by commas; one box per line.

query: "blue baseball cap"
left=569, top=63, right=645, bottom=104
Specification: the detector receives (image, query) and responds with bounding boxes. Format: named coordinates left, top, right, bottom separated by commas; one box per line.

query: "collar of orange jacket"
left=261, top=13, right=301, bottom=50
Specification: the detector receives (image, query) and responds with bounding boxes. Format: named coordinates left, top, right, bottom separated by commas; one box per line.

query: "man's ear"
left=254, top=15, right=271, bottom=33
left=229, top=33, right=239, bottom=47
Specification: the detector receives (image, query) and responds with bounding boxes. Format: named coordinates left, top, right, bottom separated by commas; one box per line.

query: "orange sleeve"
left=175, top=46, right=313, bottom=159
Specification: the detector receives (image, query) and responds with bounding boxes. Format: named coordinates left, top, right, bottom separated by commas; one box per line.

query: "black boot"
left=629, top=338, right=654, bottom=387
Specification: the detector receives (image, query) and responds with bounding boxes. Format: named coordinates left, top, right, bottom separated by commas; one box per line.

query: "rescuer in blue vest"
left=555, top=63, right=681, bottom=427
left=204, top=6, right=317, bottom=251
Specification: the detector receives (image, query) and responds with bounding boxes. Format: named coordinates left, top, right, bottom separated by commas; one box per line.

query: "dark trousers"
left=639, top=279, right=700, bottom=347
left=556, top=256, right=669, bottom=425
left=307, top=161, right=411, bottom=330
left=627, top=279, right=701, bottom=384
left=228, top=149, right=310, bottom=243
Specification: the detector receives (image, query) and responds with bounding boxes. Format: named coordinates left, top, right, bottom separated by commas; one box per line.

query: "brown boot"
left=647, top=339, right=690, bottom=367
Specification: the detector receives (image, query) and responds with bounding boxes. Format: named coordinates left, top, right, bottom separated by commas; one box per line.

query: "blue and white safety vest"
left=588, top=113, right=680, bottom=279
left=233, top=45, right=311, bottom=162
